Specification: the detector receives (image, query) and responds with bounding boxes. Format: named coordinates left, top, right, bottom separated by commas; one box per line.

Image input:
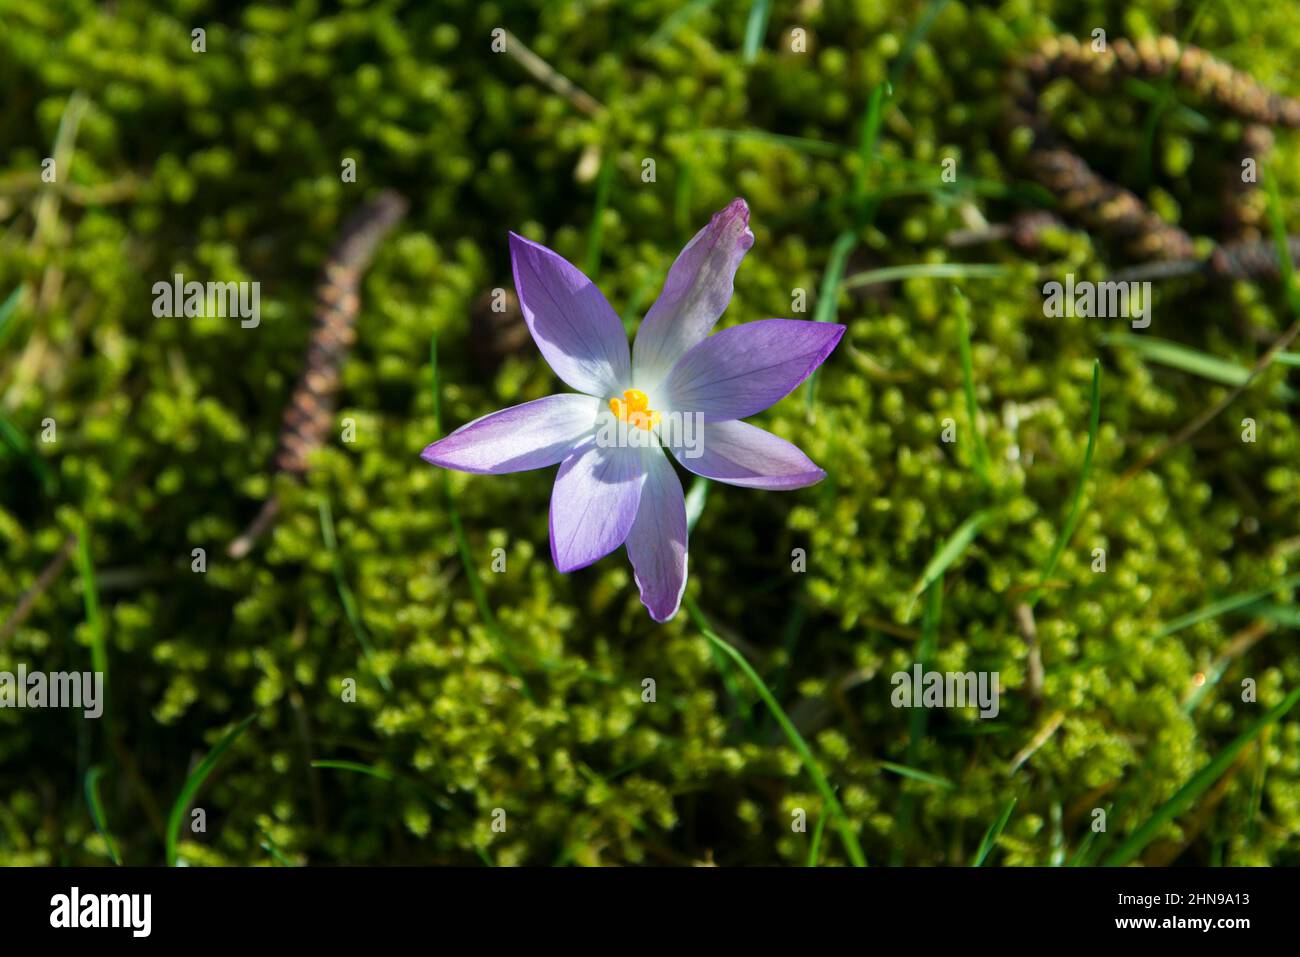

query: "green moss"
left=1, top=0, right=1298, bottom=866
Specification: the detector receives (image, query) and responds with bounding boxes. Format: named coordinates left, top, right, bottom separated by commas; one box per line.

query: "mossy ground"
left=1, top=0, right=1298, bottom=866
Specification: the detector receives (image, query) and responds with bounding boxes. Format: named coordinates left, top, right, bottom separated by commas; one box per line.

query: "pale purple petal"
left=625, top=447, right=688, bottom=622
left=660, top=319, right=845, bottom=420
left=509, top=232, right=631, bottom=397
left=632, top=198, right=754, bottom=388
left=550, top=442, right=646, bottom=572
left=421, top=394, right=599, bottom=474
left=671, top=420, right=825, bottom=490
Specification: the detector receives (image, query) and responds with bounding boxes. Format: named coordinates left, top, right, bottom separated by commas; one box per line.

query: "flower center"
left=608, top=388, right=661, bottom=431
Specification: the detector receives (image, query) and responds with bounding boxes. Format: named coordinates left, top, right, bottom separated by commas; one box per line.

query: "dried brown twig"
left=228, top=191, right=407, bottom=558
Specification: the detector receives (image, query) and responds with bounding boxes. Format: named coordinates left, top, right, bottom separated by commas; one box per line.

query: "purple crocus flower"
left=421, top=199, right=844, bottom=622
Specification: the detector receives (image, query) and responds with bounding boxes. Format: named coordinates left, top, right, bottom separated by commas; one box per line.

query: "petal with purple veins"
left=509, top=232, right=631, bottom=397
left=625, top=447, right=688, bottom=622
left=670, top=419, right=825, bottom=490
left=632, top=198, right=754, bottom=388
left=660, top=319, right=845, bottom=420
left=421, top=394, right=600, bottom=474
left=550, top=442, right=647, bottom=573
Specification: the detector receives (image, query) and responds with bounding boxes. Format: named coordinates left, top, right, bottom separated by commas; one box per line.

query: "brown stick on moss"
left=228, top=191, right=407, bottom=559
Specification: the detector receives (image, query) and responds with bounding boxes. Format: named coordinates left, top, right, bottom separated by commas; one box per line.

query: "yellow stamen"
left=609, top=388, right=661, bottom=430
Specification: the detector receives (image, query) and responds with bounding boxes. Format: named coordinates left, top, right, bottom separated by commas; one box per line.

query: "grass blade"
left=1103, top=685, right=1300, bottom=866
left=585, top=154, right=614, bottom=279
left=684, top=476, right=710, bottom=532
left=312, top=759, right=452, bottom=811
left=851, top=83, right=890, bottom=204
left=1028, top=360, right=1101, bottom=607
left=889, top=0, right=951, bottom=89
left=954, top=288, right=991, bottom=487
left=972, top=796, right=1017, bottom=866
left=692, top=127, right=846, bottom=158
left=0, top=284, right=24, bottom=343
left=905, top=508, right=993, bottom=617
left=741, top=0, right=772, bottom=63
left=319, top=497, right=392, bottom=693
left=73, top=517, right=108, bottom=683
left=0, top=416, right=56, bottom=493
left=806, top=808, right=828, bottom=867
left=803, top=229, right=858, bottom=409
left=1103, top=332, right=1295, bottom=400
left=84, top=766, right=121, bottom=865
left=880, top=760, right=954, bottom=790
left=258, top=823, right=296, bottom=866
left=642, top=0, right=719, bottom=51
left=166, top=713, right=256, bottom=866
left=1265, top=167, right=1300, bottom=316
left=684, top=595, right=867, bottom=866
left=841, top=262, right=1016, bottom=290
left=892, top=579, right=943, bottom=864
left=1155, top=573, right=1300, bottom=637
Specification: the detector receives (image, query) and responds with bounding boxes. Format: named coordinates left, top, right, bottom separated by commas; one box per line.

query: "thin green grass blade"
left=1028, top=360, right=1101, bottom=608
left=806, top=809, right=828, bottom=867
left=1252, top=603, right=1300, bottom=627
left=972, top=796, right=1017, bottom=866
left=642, top=0, right=718, bottom=51
left=1135, top=0, right=1220, bottom=186
left=73, top=516, right=108, bottom=682
left=84, top=766, right=121, bottom=865
left=311, top=759, right=452, bottom=811
left=166, top=713, right=256, bottom=866
left=905, top=509, right=993, bottom=618
left=1067, top=826, right=1099, bottom=867
left=0, top=284, right=24, bottom=343
left=889, top=0, right=951, bottom=89
left=954, top=288, right=991, bottom=487
left=880, top=761, right=954, bottom=790
left=0, top=415, right=55, bottom=493
left=1265, top=168, right=1300, bottom=316
left=258, top=824, right=296, bottom=866
left=1103, top=332, right=1295, bottom=400
left=1246, top=731, right=1268, bottom=840
left=684, top=476, right=710, bottom=532
left=1155, top=573, right=1300, bottom=637
left=891, top=579, right=943, bottom=864
left=842, top=263, right=1016, bottom=290
left=851, top=83, right=890, bottom=204
left=584, top=154, right=614, bottom=279
left=693, top=127, right=846, bottom=157
left=1103, top=685, right=1300, bottom=866
left=312, top=758, right=398, bottom=782
left=803, top=229, right=858, bottom=410
left=741, top=0, right=772, bottom=63
left=685, top=595, right=867, bottom=866
left=319, top=497, right=392, bottom=693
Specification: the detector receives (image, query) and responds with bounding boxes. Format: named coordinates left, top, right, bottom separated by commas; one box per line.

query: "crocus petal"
left=509, top=232, right=631, bottom=397
left=631, top=198, right=754, bottom=388
left=670, top=420, right=825, bottom=490
left=660, top=319, right=845, bottom=420
left=421, top=394, right=599, bottom=474
left=550, top=442, right=646, bottom=573
left=625, top=447, right=688, bottom=622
